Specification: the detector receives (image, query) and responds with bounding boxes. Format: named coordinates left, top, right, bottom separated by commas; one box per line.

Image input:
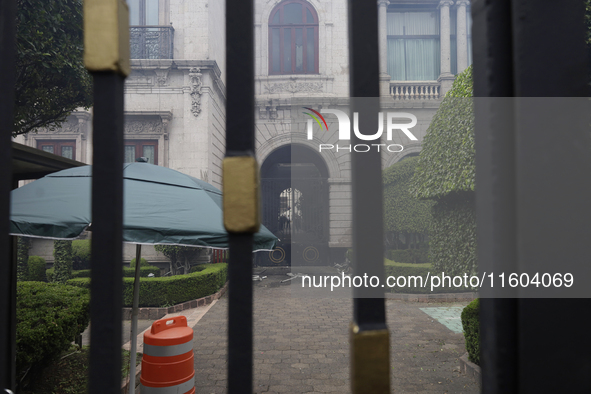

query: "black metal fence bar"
left=225, top=0, right=255, bottom=393
left=347, top=0, right=389, bottom=393
left=88, top=73, right=125, bottom=394
left=472, top=0, right=518, bottom=392
left=474, top=0, right=591, bottom=392
left=83, top=1, right=129, bottom=392
left=510, top=1, right=591, bottom=392
left=0, top=0, right=17, bottom=390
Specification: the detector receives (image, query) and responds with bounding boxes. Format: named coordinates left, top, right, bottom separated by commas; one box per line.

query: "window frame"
left=36, top=140, right=77, bottom=160
left=386, top=9, right=441, bottom=81
left=268, top=0, right=319, bottom=75
left=124, top=140, right=159, bottom=165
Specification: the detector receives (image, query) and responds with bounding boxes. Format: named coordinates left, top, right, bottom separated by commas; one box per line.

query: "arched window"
left=269, top=1, right=319, bottom=75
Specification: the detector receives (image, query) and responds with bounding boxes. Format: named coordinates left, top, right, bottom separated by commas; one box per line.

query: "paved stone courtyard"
left=191, top=275, right=480, bottom=394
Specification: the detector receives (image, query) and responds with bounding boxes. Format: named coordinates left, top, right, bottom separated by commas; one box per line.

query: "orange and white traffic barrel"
left=140, top=316, right=195, bottom=394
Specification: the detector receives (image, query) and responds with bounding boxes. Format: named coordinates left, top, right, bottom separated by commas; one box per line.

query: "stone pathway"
left=419, top=307, right=465, bottom=334
left=191, top=275, right=480, bottom=393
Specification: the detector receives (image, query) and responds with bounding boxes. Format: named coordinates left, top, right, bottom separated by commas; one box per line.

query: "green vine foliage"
left=17, top=237, right=31, bottom=281
left=410, top=66, right=474, bottom=200
left=383, top=157, right=433, bottom=248
left=52, top=240, right=73, bottom=283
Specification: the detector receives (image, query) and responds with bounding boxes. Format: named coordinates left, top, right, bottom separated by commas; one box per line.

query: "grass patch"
left=385, top=259, right=432, bottom=269
left=20, top=346, right=141, bottom=394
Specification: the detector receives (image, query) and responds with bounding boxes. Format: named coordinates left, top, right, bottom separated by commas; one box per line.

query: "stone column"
left=378, top=0, right=391, bottom=97
left=456, top=0, right=470, bottom=73
left=438, top=0, right=455, bottom=95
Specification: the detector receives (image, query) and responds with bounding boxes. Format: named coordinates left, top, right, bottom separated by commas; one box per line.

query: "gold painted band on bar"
left=223, top=156, right=260, bottom=233
left=83, top=0, right=131, bottom=76
left=350, top=323, right=391, bottom=394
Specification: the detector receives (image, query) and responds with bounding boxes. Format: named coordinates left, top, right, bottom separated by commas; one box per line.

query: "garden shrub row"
left=16, top=282, right=90, bottom=378
left=66, top=263, right=227, bottom=307
left=386, top=248, right=430, bottom=265
left=27, top=256, right=47, bottom=282
left=46, top=265, right=160, bottom=282
left=72, top=239, right=91, bottom=270
left=461, top=298, right=480, bottom=365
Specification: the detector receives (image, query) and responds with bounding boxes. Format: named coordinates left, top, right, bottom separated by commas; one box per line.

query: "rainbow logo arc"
left=303, top=107, right=328, bottom=131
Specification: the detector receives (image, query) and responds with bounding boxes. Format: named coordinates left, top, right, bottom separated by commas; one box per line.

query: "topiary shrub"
left=17, top=237, right=31, bottom=281
left=461, top=298, right=480, bottom=365
left=387, top=248, right=430, bottom=264
left=72, top=239, right=91, bottom=270
left=52, top=240, right=73, bottom=283
left=130, top=257, right=149, bottom=268
left=410, top=66, right=477, bottom=277
left=16, top=282, right=90, bottom=379
left=384, top=157, right=433, bottom=250
left=27, top=256, right=47, bottom=282
left=67, top=263, right=227, bottom=307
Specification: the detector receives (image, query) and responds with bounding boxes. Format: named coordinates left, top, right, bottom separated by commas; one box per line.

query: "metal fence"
left=130, top=26, right=174, bottom=60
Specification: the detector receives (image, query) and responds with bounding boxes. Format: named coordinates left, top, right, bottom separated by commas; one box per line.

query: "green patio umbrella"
left=10, top=160, right=277, bottom=389
left=10, top=161, right=277, bottom=250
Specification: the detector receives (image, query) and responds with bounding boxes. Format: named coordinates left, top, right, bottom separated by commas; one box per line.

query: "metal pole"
left=0, top=0, right=17, bottom=390
left=472, top=1, right=519, bottom=392
left=347, top=1, right=389, bottom=393
left=510, top=1, right=591, bottom=392
left=129, top=244, right=142, bottom=393
left=83, top=0, right=130, bottom=392
left=224, top=0, right=256, bottom=393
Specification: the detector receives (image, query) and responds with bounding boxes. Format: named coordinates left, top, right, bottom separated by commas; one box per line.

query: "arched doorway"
left=258, top=144, right=329, bottom=266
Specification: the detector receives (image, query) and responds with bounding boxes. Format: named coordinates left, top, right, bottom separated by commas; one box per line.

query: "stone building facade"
left=15, top=0, right=472, bottom=267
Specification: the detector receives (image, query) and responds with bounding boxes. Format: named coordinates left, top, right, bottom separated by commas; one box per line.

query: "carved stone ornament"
left=189, top=67, right=203, bottom=117
left=37, top=120, right=81, bottom=134
left=264, top=82, right=324, bottom=94
left=154, top=68, right=170, bottom=86
left=124, top=120, right=165, bottom=134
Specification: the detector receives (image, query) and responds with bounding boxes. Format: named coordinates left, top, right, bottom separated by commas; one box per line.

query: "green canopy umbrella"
left=10, top=161, right=277, bottom=250
left=10, top=161, right=277, bottom=389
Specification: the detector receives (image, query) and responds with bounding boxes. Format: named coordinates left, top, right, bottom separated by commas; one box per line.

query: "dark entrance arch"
left=258, top=144, right=329, bottom=266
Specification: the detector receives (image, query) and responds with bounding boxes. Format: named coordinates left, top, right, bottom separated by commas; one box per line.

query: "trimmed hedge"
left=410, top=67, right=477, bottom=277
left=410, top=67, right=474, bottom=200
left=130, top=257, right=149, bottom=268
left=27, top=256, right=47, bottom=282
left=461, top=298, right=480, bottom=365
left=67, top=263, right=227, bottom=307
left=72, top=239, right=91, bottom=270
left=383, top=156, right=433, bottom=249
left=17, top=237, right=31, bottom=281
left=430, top=193, right=477, bottom=277
left=52, top=240, right=73, bottom=283
left=47, top=265, right=160, bottom=281
left=386, top=248, right=430, bottom=265
left=16, top=282, right=90, bottom=376
left=384, top=259, right=471, bottom=294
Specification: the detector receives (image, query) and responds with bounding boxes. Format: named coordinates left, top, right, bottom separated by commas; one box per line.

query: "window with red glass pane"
left=36, top=140, right=76, bottom=160
left=269, top=1, right=319, bottom=75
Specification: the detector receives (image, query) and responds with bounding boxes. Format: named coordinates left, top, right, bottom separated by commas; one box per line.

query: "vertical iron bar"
left=0, top=0, right=17, bottom=389
left=348, top=0, right=389, bottom=393
left=471, top=0, right=518, bottom=393
left=510, top=1, right=591, bottom=392
left=89, top=72, right=125, bottom=394
left=226, top=0, right=255, bottom=392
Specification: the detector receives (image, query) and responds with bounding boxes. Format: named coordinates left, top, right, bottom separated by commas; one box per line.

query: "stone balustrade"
left=390, top=81, right=441, bottom=100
